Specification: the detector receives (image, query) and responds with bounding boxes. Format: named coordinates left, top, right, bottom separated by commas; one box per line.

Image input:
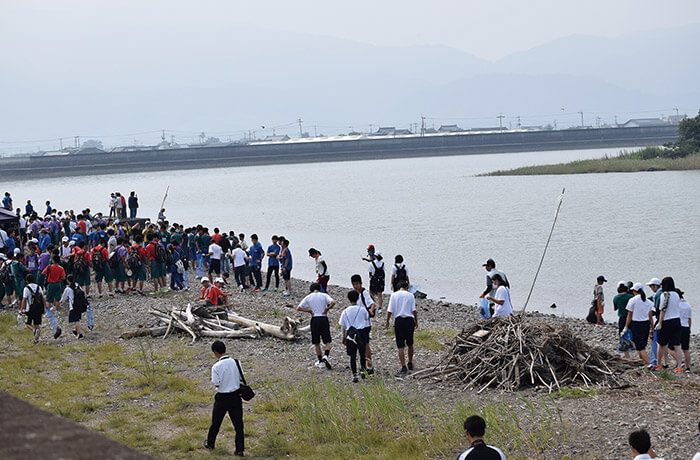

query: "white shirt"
left=659, top=291, right=681, bottom=320
left=368, top=259, right=384, bottom=276
left=339, top=304, right=370, bottom=331
left=457, top=444, right=506, bottom=460
left=487, top=269, right=508, bottom=296
left=356, top=289, right=375, bottom=328
left=298, top=292, right=334, bottom=317
left=23, top=283, right=44, bottom=306
left=679, top=300, right=692, bottom=328
left=388, top=289, right=416, bottom=318
left=232, top=247, right=247, bottom=267
left=0, top=229, right=7, bottom=248
left=108, top=236, right=118, bottom=254
left=632, top=455, right=654, bottom=460
left=625, top=295, right=653, bottom=322
left=208, top=243, right=223, bottom=260
left=315, top=256, right=328, bottom=276
left=211, top=356, right=241, bottom=393
left=60, top=286, right=75, bottom=311
left=19, top=217, right=26, bottom=230
left=493, top=285, right=513, bottom=316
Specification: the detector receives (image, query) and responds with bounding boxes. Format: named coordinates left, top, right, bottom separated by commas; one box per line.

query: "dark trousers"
left=234, top=265, right=246, bottom=287
left=129, top=208, right=137, bottom=219
left=251, top=266, right=262, bottom=288
left=265, top=266, right=279, bottom=289
left=207, top=392, right=244, bottom=452
left=346, top=340, right=367, bottom=375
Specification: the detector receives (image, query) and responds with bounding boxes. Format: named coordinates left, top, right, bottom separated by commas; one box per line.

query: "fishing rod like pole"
left=158, top=185, right=170, bottom=219
left=520, top=187, right=565, bottom=314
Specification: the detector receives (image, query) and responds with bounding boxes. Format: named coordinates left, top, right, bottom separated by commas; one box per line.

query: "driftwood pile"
left=120, top=302, right=309, bottom=342
left=416, top=316, right=628, bottom=392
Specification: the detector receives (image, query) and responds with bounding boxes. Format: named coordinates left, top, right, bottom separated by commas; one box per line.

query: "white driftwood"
left=172, top=312, right=198, bottom=343
left=226, top=313, right=295, bottom=340
left=200, top=327, right=259, bottom=339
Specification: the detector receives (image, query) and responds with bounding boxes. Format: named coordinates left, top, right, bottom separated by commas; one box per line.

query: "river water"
left=4, top=147, right=699, bottom=331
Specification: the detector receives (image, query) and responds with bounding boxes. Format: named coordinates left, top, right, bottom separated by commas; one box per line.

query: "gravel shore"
left=24, top=272, right=700, bottom=459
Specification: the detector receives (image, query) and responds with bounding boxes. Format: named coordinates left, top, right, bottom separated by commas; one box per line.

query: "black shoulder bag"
left=234, top=359, right=255, bottom=401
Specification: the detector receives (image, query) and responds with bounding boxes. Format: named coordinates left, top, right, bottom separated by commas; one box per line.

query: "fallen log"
left=200, top=327, right=259, bottom=339
left=226, top=313, right=296, bottom=340
left=120, top=326, right=169, bottom=339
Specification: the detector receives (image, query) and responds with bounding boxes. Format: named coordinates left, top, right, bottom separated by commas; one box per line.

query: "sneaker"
left=322, top=355, right=332, bottom=370
left=673, top=368, right=684, bottom=373
left=407, top=362, right=414, bottom=371
left=283, top=291, right=290, bottom=296
left=78, top=334, right=84, bottom=340
left=72, top=330, right=78, bottom=336
left=33, top=328, right=40, bottom=341
left=234, top=451, right=244, bottom=457
left=274, top=288, right=278, bottom=291
left=138, top=290, right=144, bottom=296
left=352, top=375, right=359, bottom=383
left=54, top=327, right=62, bottom=340
left=203, top=440, right=214, bottom=450
left=98, top=293, right=103, bottom=298
left=108, top=293, right=115, bottom=298
left=260, top=288, right=268, bottom=292
left=654, top=365, right=663, bottom=371
left=315, top=361, right=325, bottom=368
left=366, top=367, right=375, bottom=375
left=397, top=366, right=408, bottom=376
left=360, top=371, right=366, bottom=379
left=253, top=288, right=260, bottom=292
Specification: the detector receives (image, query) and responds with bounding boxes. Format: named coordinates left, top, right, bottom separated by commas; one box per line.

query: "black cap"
left=482, top=258, right=495, bottom=267
left=597, top=275, right=607, bottom=283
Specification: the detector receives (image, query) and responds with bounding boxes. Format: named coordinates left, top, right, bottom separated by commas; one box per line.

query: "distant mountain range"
left=1, top=23, right=698, bottom=145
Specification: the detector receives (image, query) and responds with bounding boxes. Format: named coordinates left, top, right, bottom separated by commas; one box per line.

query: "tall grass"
left=255, top=378, right=567, bottom=459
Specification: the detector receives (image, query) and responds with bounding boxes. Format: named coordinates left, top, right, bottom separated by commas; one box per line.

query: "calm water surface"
left=4, top=147, right=699, bottom=330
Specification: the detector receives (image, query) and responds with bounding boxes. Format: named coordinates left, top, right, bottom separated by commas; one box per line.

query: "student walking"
left=621, top=283, right=653, bottom=365
left=385, top=280, right=418, bottom=375
left=655, top=277, right=684, bottom=372
left=297, top=282, right=335, bottom=369
left=351, top=274, right=376, bottom=374
left=675, top=288, right=692, bottom=371
left=42, top=255, right=66, bottom=309
left=486, top=274, right=513, bottom=316
left=391, top=255, right=409, bottom=292
left=263, top=235, right=281, bottom=291
left=60, top=275, right=88, bottom=339
left=457, top=415, right=506, bottom=460
left=339, top=290, right=370, bottom=383
left=203, top=340, right=245, bottom=456
left=368, top=252, right=385, bottom=312
left=231, top=244, right=249, bottom=290
left=308, top=248, right=329, bottom=293
left=21, top=273, right=48, bottom=343
left=248, top=234, right=264, bottom=291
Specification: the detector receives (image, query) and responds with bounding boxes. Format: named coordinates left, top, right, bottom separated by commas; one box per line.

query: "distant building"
left=373, top=126, right=413, bottom=136
left=622, top=118, right=671, bottom=128
left=74, top=147, right=105, bottom=155
left=263, top=135, right=290, bottom=142
left=438, top=124, right=463, bottom=133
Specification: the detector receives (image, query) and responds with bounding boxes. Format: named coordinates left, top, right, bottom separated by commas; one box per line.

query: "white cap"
left=115, top=220, right=120, bottom=224
left=632, top=282, right=644, bottom=292
left=646, top=278, right=661, bottom=286
left=375, top=251, right=382, bottom=257
left=617, top=280, right=626, bottom=287
left=30, top=238, right=38, bottom=244
left=68, top=240, right=76, bottom=246
left=62, top=236, right=69, bottom=242
left=200, top=276, right=210, bottom=284
left=14, top=248, right=21, bottom=255
left=0, top=253, right=7, bottom=260
left=214, top=277, right=224, bottom=284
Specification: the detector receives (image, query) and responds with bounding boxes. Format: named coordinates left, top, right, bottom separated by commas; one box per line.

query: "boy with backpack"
left=351, top=274, right=376, bottom=374
left=391, top=254, right=410, bottom=292
left=72, top=241, right=92, bottom=298
left=339, top=290, right=370, bottom=383
left=60, top=274, right=88, bottom=339
left=21, top=273, right=51, bottom=343
left=92, top=239, right=114, bottom=298
left=368, top=252, right=385, bottom=312
left=42, top=255, right=66, bottom=310
left=146, top=234, right=166, bottom=293
left=129, top=234, right=148, bottom=295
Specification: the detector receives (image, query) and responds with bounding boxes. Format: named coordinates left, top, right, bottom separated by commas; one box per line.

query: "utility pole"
left=596, top=117, right=601, bottom=128
left=297, top=118, right=303, bottom=137
left=369, top=124, right=373, bottom=135
left=74, top=136, right=80, bottom=149
left=161, top=130, right=166, bottom=142
left=578, top=111, right=584, bottom=128
left=59, top=138, right=63, bottom=150
left=314, top=125, right=317, bottom=137
left=497, top=113, right=505, bottom=131
left=614, top=115, right=618, bottom=126
left=420, top=115, right=426, bottom=136
left=517, top=116, right=521, bottom=129
left=673, top=107, right=680, bottom=117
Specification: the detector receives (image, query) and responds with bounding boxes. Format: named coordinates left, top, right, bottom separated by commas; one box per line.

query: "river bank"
left=482, top=151, right=700, bottom=175
left=1, top=273, right=698, bottom=459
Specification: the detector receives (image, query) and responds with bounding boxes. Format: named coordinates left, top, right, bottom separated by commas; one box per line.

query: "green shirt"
left=613, top=293, right=633, bottom=318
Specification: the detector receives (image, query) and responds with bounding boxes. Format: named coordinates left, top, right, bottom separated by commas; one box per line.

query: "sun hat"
left=646, top=278, right=661, bottom=286
left=201, top=276, right=210, bottom=284
left=632, top=282, right=644, bottom=292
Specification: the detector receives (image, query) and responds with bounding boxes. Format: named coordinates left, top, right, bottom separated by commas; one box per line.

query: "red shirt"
left=78, top=220, right=87, bottom=234
left=211, top=233, right=222, bottom=244
left=92, top=245, right=108, bottom=262
left=132, top=244, right=147, bottom=261
left=73, top=247, right=91, bottom=263
left=42, top=264, right=66, bottom=284
left=146, top=242, right=157, bottom=261
left=207, top=285, right=223, bottom=305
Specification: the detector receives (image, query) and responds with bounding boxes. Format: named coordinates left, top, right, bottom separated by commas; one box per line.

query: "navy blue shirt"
left=267, top=244, right=280, bottom=266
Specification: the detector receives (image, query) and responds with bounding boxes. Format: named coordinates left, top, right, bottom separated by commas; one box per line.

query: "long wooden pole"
left=520, top=188, right=565, bottom=314
left=159, top=185, right=169, bottom=214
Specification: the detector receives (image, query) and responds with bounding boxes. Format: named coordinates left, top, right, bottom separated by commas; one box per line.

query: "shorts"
left=37, top=272, right=47, bottom=287
left=369, top=279, right=385, bottom=294
left=361, top=326, right=371, bottom=343
left=394, top=316, right=415, bottom=349
left=657, top=318, right=681, bottom=347
left=159, top=262, right=167, bottom=278
left=617, top=316, right=627, bottom=334
left=629, top=320, right=650, bottom=351
left=68, top=309, right=82, bottom=323
left=282, top=269, right=291, bottom=281
left=209, top=259, right=221, bottom=275
left=75, top=270, right=91, bottom=287
left=135, top=265, right=147, bottom=281
left=150, top=260, right=161, bottom=279
left=95, top=265, right=114, bottom=283
left=680, top=326, right=690, bottom=351
left=26, top=307, right=43, bottom=326
left=310, top=316, right=331, bottom=345
left=114, top=265, right=127, bottom=283
left=46, top=282, right=63, bottom=303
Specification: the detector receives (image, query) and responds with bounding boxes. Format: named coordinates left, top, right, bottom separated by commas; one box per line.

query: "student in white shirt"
left=385, top=279, right=418, bottom=375
left=339, top=290, right=370, bottom=383
left=486, top=274, right=512, bottom=316
left=21, top=273, right=47, bottom=343
left=656, top=277, right=683, bottom=373
left=230, top=244, right=249, bottom=290
left=628, top=429, right=658, bottom=460
left=308, top=248, right=329, bottom=293
left=207, top=242, right=223, bottom=279
left=204, top=340, right=245, bottom=455
left=60, top=275, right=85, bottom=339
left=622, top=283, right=654, bottom=365
left=297, top=283, right=335, bottom=369
left=351, top=274, right=376, bottom=374
left=675, top=289, right=692, bottom=371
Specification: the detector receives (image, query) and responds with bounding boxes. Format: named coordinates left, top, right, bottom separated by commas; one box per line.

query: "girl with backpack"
left=60, top=274, right=87, bottom=339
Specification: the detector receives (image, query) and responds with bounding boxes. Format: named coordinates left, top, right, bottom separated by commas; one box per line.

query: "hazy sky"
left=2, top=0, right=698, bottom=60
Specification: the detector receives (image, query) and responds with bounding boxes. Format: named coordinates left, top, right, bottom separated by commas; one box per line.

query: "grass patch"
left=254, top=378, right=568, bottom=459
left=414, top=327, right=459, bottom=351
left=481, top=151, right=700, bottom=176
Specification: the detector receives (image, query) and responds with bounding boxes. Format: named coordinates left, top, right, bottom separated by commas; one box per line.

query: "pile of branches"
left=120, top=302, right=308, bottom=342
left=416, top=316, right=629, bottom=392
